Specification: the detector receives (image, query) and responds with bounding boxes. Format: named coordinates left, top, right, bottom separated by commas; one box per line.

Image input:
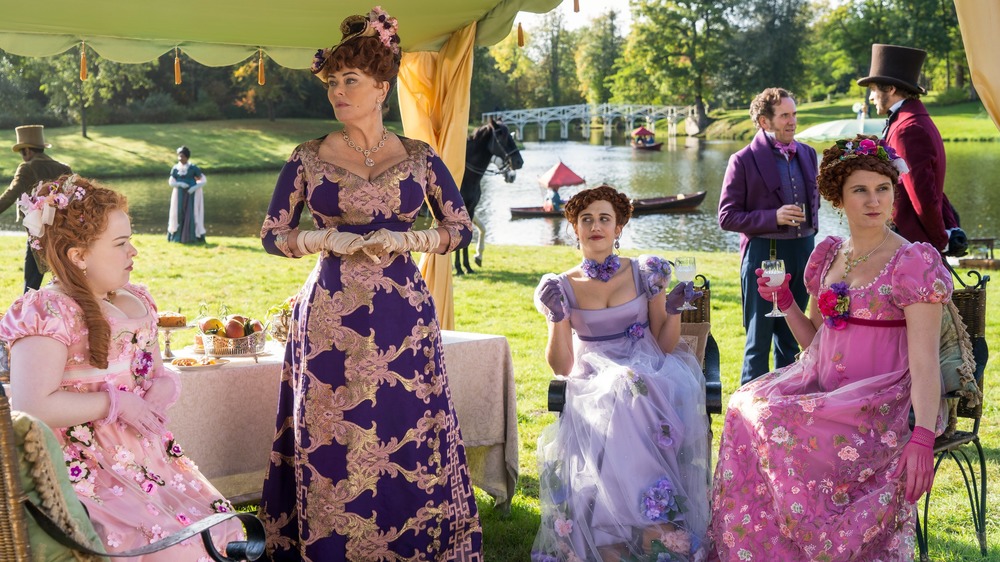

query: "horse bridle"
left=465, top=125, right=520, bottom=176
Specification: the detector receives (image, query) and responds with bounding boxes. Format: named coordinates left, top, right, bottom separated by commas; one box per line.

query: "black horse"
left=456, top=118, right=523, bottom=275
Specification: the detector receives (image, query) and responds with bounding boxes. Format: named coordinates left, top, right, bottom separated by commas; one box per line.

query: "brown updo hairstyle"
left=324, top=36, right=401, bottom=114
left=816, top=135, right=901, bottom=208
left=37, top=176, right=128, bottom=369
left=563, top=184, right=634, bottom=228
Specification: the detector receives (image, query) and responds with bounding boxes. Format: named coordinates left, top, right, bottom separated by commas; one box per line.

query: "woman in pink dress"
left=0, top=175, right=243, bottom=560
left=708, top=136, right=950, bottom=561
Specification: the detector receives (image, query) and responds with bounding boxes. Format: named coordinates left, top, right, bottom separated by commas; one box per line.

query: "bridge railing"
left=481, top=104, right=695, bottom=140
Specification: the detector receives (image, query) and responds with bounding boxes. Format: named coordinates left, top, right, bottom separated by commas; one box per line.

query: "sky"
left=519, top=0, right=633, bottom=32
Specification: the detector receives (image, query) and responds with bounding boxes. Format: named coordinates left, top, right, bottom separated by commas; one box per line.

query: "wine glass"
left=761, top=259, right=787, bottom=318
left=673, top=257, right=698, bottom=311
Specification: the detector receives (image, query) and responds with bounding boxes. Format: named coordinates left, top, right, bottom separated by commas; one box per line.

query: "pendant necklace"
left=342, top=128, right=388, bottom=167
left=842, top=229, right=890, bottom=279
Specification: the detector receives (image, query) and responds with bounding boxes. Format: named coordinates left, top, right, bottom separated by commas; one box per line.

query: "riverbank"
left=0, top=236, right=996, bottom=560
left=0, top=119, right=405, bottom=183
left=698, top=97, right=999, bottom=141
left=3, top=97, right=996, bottom=183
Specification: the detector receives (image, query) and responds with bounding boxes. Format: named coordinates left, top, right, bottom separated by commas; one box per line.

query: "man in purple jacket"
left=858, top=43, right=963, bottom=255
left=718, top=88, right=819, bottom=384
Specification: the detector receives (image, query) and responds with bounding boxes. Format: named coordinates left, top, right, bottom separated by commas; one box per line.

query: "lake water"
left=2, top=139, right=997, bottom=253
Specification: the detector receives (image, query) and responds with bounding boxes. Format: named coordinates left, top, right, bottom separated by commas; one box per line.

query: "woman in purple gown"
left=531, top=185, right=711, bottom=562
left=258, top=7, right=481, bottom=561
left=708, top=136, right=950, bottom=561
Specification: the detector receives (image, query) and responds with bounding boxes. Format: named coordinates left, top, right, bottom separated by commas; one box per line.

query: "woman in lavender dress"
left=708, top=136, right=950, bottom=561
left=258, top=7, right=481, bottom=561
left=531, top=185, right=711, bottom=562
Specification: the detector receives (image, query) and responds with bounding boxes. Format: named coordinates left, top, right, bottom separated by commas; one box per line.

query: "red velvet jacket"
left=885, top=99, right=955, bottom=251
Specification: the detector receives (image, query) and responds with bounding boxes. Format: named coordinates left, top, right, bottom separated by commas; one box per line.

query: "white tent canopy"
left=0, top=0, right=559, bottom=68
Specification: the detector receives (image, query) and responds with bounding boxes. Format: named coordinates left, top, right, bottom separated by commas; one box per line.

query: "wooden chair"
left=547, top=275, right=722, bottom=419
left=916, top=268, right=990, bottom=560
left=0, top=366, right=265, bottom=561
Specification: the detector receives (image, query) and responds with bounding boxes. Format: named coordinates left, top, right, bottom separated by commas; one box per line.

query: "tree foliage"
left=575, top=11, right=625, bottom=105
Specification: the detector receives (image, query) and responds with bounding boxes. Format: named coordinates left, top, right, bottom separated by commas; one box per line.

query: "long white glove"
left=297, top=229, right=366, bottom=257
left=190, top=174, right=207, bottom=192
left=363, top=228, right=442, bottom=255
left=168, top=176, right=190, bottom=189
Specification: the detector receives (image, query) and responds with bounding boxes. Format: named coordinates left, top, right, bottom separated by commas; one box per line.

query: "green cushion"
left=12, top=411, right=108, bottom=562
left=939, top=301, right=980, bottom=404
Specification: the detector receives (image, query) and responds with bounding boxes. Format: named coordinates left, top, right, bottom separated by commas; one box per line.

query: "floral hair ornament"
left=835, top=138, right=910, bottom=174
left=16, top=174, right=86, bottom=247
left=309, top=6, right=401, bottom=78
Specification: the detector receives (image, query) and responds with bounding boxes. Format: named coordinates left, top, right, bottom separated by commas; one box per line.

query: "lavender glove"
left=755, top=268, right=794, bottom=311
left=665, top=281, right=703, bottom=315
left=534, top=276, right=568, bottom=323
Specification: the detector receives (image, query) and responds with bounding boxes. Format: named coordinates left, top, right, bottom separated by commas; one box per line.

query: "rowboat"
left=510, top=191, right=706, bottom=219
left=631, top=141, right=663, bottom=151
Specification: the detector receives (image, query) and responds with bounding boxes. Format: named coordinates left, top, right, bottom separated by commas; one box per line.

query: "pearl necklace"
left=342, top=128, right=388, bottom=167
left=842, top=229, right=891, bottom=279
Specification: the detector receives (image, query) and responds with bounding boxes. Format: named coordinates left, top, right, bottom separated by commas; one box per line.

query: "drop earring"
left=614, top=237, right=621, bottom=252
left=838, top=209, right=843, bottom=225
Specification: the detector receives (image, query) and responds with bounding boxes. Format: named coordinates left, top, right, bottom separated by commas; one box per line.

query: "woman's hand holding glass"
left=666, top=282, right=703, bottom=315
left=672, top=257, right=698, bottom=311
left=759, top=261, right=792, bottom=317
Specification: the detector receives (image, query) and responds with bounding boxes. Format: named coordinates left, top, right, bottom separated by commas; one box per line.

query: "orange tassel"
left=574, top=0, right=580, bottom=12
left=174, top=48, right=181, bottom=85
left=257, top=49, right=265, bottom=86
left=79, top=43, right=87, bottom=81
left=517, top=23, right=524, bottom=47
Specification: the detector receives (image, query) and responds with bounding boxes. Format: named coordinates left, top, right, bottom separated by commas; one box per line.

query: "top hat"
left=856, top=44, right=927, bottom=95
left=12, top=125, right=51, bottom=153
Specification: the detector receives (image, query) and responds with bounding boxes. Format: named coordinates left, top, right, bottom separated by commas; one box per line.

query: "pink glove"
left=892, top=426, right=936, bottom=502
left=103, top=386, right=167, bottom=441
left=756, top=268, right=794, bottom=311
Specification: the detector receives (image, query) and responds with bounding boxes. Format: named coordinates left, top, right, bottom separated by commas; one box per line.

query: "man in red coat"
left=858, top=44, right=963, bottom=255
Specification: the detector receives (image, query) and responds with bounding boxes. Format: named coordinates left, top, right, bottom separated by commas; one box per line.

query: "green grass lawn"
left=0, top=237, right=997, bottom=560
left=698, top=97, right=1000, bottom=142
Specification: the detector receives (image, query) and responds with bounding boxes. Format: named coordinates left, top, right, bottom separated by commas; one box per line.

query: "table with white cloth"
left=165, top=330, right=519, bottom=509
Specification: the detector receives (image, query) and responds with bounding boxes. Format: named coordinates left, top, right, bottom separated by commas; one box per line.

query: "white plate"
left=170, top=358, right=230, bottom=371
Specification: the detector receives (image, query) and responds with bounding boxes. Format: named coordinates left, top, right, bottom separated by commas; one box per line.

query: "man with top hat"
left=858, top=43, right=964, bottom=256
left=0, top=125, right=73, bottom=292
left=718, top=87, right=819, bottom=385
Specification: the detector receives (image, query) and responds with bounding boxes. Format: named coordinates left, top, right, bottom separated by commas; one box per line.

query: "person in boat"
left=543, top=186, right=563, bottom=213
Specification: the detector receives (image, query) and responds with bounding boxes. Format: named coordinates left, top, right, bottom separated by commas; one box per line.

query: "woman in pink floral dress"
left=0, top=176, right=242, bottom=560
left=709, top=136, right=951, bottom=561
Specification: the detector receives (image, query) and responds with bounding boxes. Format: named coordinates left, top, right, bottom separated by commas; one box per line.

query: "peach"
left=248, top=319, right=265, bottom=333
left=224, top=318, right=246, bottom=338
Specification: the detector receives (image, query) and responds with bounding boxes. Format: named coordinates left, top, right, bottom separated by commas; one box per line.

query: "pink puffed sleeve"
left=890, top=242, right=953, bottom=308
left=804, top=236, right=841, bottom=297
left=0, top=289, right=83, bottom=348
left=637, top=255, right=672, bottom=297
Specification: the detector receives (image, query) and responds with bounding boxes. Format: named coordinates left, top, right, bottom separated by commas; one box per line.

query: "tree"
left=532, top=11, right=584, bottom=107
left=611, top=0, right=735, bottom=129
left=232, top=58, right=316, bottom=121
left=575, top=10, right=625, bottom=105
left=714, top=0, right=811, bottom=107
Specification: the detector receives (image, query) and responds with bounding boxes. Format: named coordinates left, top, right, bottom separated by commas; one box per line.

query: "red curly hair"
left=37, top=176, right=128, bottom=369
left=563, top=184, right=634, bottom=227
left=817, top=135, right=901, bottom=208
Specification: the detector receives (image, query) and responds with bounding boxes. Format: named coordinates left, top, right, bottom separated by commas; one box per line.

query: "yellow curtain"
left=397, top=22, right=476, bottom=331
left=955, top=1, right=1000, bottom=131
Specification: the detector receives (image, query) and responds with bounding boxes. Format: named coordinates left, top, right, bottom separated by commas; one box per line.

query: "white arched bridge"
left=481, top=103, right=696, bottom=140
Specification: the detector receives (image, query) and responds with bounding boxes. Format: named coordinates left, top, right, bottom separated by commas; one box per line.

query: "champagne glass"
left=674, top=257, right=698, bottom=311
left=761, top=259, right=787, bottom=318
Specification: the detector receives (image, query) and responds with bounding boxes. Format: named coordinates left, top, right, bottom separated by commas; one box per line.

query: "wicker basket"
left=202, top=331, right=267, bottom=356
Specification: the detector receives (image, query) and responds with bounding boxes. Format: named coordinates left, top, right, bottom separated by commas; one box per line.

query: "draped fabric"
left=398, top=22, right=477, bottom=330
left=0, top=0, right=559, bottom=67
left=955, top=1, right=1000, bottom=131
